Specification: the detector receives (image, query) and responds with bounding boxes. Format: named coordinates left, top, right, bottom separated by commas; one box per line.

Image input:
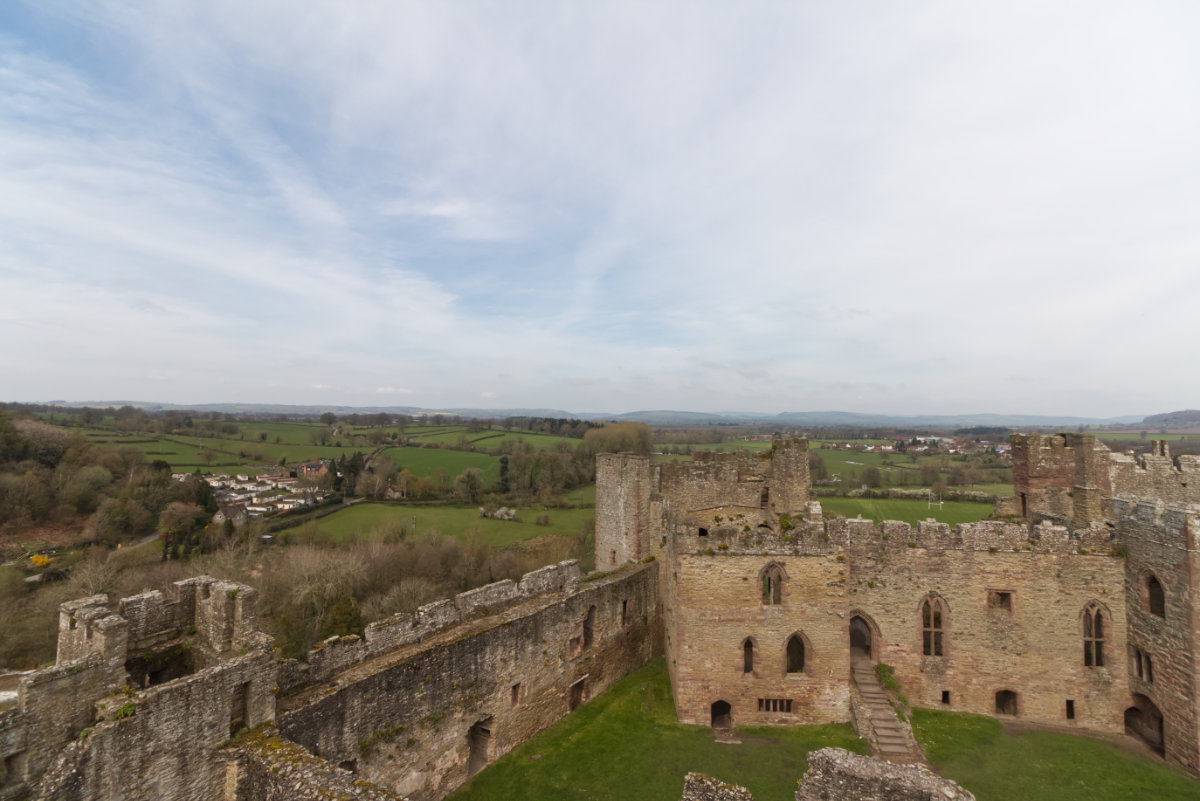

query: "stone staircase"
left=851, top=661, right=922, bottom=762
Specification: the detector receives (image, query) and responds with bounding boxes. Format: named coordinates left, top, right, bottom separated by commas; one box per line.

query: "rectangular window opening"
left=756, top=698, right=792, bottom=714
left=987, top=590, right=1013, bottom=612
left=1066, top=700, right=1075, bottom=720
left=569, top=678, right=588, bottom=711
left=510, top=681, right=521, bottom=707
left=4, top=752, right=26, bottom=785
left=229, top=681, right=250, bottom=736
left=941, top=691, right=950, bottom=705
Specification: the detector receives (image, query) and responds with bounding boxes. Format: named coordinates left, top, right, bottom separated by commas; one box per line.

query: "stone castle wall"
left=844, top=518, right=1130, bottom=731
left=275, top=563, right=658, bottom=801
left=3, top=561, right=658, bottom=801
left=667, top=549, right=850, bottom=727
left=1115, top=496, right=1200, bottom=768
left=1110, top=443, right=1200, bottom=508
left=595, top=453, right=653, bottom=570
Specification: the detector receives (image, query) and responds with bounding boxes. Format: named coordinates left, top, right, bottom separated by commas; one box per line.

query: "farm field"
left=818, top=497, right=995, bottom=527
left=307, top=503, right=594, bottom=547
left=912, top=708, right=1199, bottom=801
left=379, top=447, right=499, bottom=482
left=447, top=659, right=867, bottom=801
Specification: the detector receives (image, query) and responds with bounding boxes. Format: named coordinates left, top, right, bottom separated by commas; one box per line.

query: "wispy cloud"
left=2, top=2, right=1199, bottom=415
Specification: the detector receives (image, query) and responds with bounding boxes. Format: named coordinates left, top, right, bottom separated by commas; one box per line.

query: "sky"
left=1, top=2, right=1198, bottom=418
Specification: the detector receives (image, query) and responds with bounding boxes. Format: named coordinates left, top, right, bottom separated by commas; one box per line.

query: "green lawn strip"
left=232, top=421, right=328, bottom=444
left=912, top=708, right=1199, bottom=801
left=449, top=660, right=866, bottom=801
left=818, top=498, right=994, bottom=527
left=380, top=447, right=499, bottom=481
left=311, top=503, right=593, bottom=547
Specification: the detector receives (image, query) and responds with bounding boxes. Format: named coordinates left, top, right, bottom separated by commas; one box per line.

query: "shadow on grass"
left=448, top=659, right=866, bottom=801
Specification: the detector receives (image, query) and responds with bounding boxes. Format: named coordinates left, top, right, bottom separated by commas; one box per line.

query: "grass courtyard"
left=449, top=660, right=1199, bottom=801
left=912, top=708, right=1199, bottom=801
left=448, top=660, right=866, bottom=801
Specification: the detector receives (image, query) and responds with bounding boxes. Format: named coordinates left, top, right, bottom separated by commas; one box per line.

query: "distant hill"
left=33, top=400, right=1146, bottom=428
left=1142, top=410, right=1200, bottom=428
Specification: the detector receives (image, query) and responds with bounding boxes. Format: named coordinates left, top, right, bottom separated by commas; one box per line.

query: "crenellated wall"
left=275, top=563, right=658, bottom=801
left=1110, top=442, right=1200, bottom=508
left=845, top=518, right=1129, bottom=732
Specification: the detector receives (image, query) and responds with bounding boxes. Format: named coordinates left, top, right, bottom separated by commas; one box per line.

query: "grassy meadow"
left=306, top=503, right=594, bottom=548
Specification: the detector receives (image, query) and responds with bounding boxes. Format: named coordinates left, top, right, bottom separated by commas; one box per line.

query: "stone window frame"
left=741, top=636, right=759, bottom=676
left=758, top=561, right=788, bottom=606
left=1131, top=645, right=1154, bottom=684
left=1142, top=571, right=1166, bottom=618
left=919, top=593, right=948, bottom=657
left=1081, top=601, right=1109, bottom=668
left=783, top=631, right=811, bottom=676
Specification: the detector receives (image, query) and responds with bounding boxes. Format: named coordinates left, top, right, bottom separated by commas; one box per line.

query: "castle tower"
left=1116, top=497, right=1200, bottom=768
left=595, top=453, right=653, bottom=569
left=767, top=436, right=810, bottom=517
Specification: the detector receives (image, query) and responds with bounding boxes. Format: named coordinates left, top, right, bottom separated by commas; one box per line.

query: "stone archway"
left=1125, top=694, right=1164, bottom=755
left=710, top=700, right=732, bottom=729
left=848, top=613, right=879, bottom=664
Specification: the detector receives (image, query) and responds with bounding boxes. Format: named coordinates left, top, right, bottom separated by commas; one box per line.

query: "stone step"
left=873, top=723, right=904, bottom=735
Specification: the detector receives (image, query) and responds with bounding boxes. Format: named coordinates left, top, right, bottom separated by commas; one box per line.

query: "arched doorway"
left=710, top=700, right=732, bottom=729
left=849, top=614, right=876, bottom=662
left=995, top=690, right=1018, bottom=716
left=1125, top=694, right=1164, bottom=755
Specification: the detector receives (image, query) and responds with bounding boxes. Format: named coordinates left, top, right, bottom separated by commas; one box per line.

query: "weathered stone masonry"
left=2, top=562, right=657, bottom=801
left=599, top=434, right=1200, bottom=773
left=275, top=562, right=657, bottom=801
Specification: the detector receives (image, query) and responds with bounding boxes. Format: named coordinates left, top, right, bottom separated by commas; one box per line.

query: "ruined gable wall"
left=660, top=455, right=765, bottom=518
left=1115, top=497, right=1200, bottom=769
left=275, top=564, right=658, bottom=801
left=1110, top=444, right=1200, bottom=508
left=32, top=648, right=276, bottom=801
left=844, top=518, right=1129, bottom=732
left=1011, top=434, right=1112, bottom=526
left=667, top=547, right=849, bottom=728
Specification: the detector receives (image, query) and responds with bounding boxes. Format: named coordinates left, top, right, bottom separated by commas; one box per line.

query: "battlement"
left=278, top=561, right=583, bottom=692
left=1112, top=495, right=1200, bottom=545
left=55, top=575, right=258, bottom=672
left=673, top=508, right=1117, bottom=558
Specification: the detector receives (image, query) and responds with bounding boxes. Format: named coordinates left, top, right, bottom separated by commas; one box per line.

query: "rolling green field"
left=447, top=660, right=867, bottom=801
left=380, top=447, right=499, bottom=481
left=818, top=497, right=995, bottom=527
left=310, top=503, right=593, bottom=547
left=912, top=708, right=1199, bottom=801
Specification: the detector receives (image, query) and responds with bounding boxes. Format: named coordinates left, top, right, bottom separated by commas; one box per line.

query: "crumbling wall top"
left=796, top=748, right=975, bottom=801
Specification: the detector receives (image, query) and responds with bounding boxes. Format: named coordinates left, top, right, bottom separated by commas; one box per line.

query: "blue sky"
left=2, top=2, right=1199, bottom=417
